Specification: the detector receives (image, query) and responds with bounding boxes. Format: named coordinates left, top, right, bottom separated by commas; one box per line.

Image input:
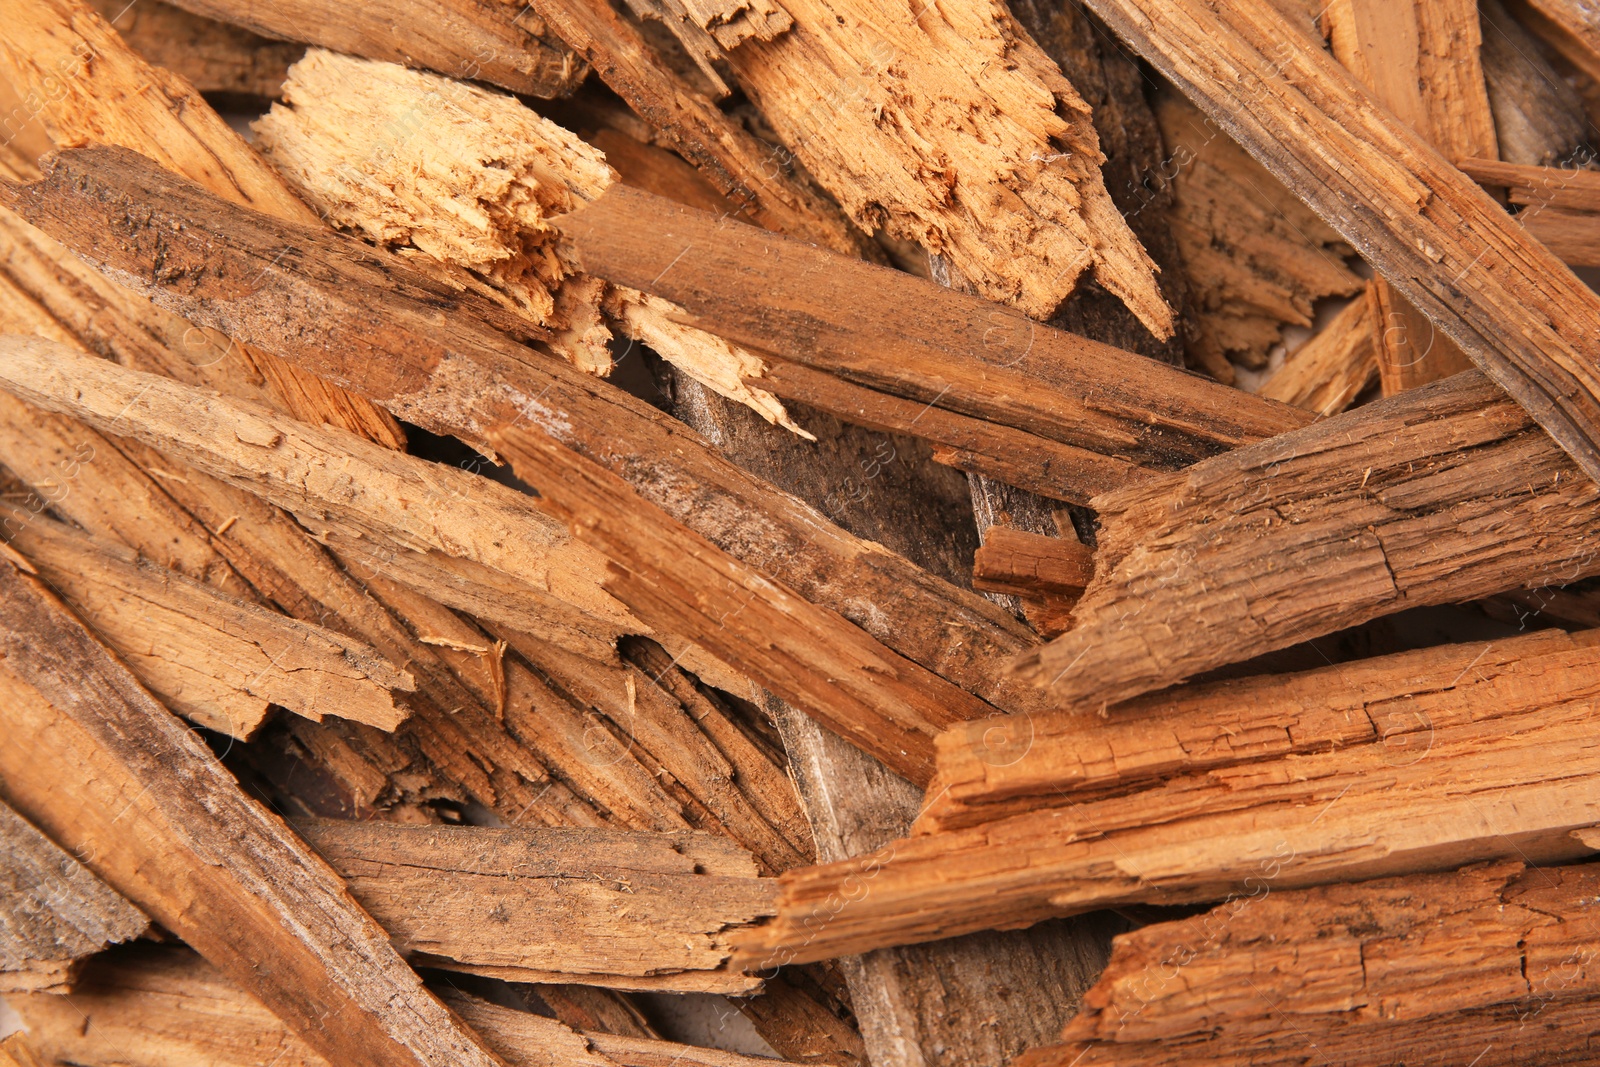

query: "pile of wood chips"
left=6, top=0, right=1600, bottom=1063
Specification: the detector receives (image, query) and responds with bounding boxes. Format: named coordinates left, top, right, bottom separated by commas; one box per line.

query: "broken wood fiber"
left=1022, top=860, right=1600, bottom=1065
left=0, top=557, right=520, bottom=1067
left=1080, top=0, right=1600, bottom=486
left=713, top=0, right=1173, bottom=334
left=295, top=820, right=778, bottom=993
left=732, top=628, right=1600, bottom=965
left=0, top=798, right=147, bottom=994
left=252, top=48, right=810, bottom=435
left=7, top=513, right=415, bottom=737
left=1012, top=370, right=1600, bottom=708
left=0, top=335, right=987, bottom=784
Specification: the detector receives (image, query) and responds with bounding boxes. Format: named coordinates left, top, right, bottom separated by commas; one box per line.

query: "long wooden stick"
left=732, top=629, right=1600, bottom=966
left=558, top=186, right=1309, bottom=474
left=1079, top=0, right=1600, bottom=485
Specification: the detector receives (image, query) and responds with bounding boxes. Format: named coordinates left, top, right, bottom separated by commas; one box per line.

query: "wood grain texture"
left=0, top=0, right=404, bottom=449
left=85, top=0, right=304, bottom=99
left=929, top=629, right=1590, bottom=832
left=1323, top=0, right=1498, bottom=163
left=1324, top=0, right=1484, bottom=393
left=1459, top=155, right=1600, bottom=211
left=1080, top=0, right=1600, bottom=485
left=9, top=514, right=413, bottom=737
left=557, top=186, right=1309, bottom=472
left=1012, top=371, right=1600, bottom=708
left=0, top=338, right=640, bottom=655
left=1153, top=90, right=1363, bottom=381
left=12, top=944, right=793, bottom=1067
left=734, top=629, right=1600, bottom=965
left=295, top=821, right=777, bottom=993
left=0, top=799, right=147, bottom=994
left=490, top=416, right=990, bottom=784
left=0, top=145, right=1050, bottom=721
left=0, top=561, right=521, bottom=1067
left=718, top=0, right=1171, bottom=334
left=0, top=1035, right=41, bottom=1067
left=1011, top=0, right=1191, bottom=364
left=1255, top=284, right=1379, bottom=415
left=749, top=360, right=1137, bottom=503
left=971, top=526, right=1093, bottom=602
left=1022, top=860, right=1600, bottom=1066
left=226, top=615, right=816, bottom=876
left=1522, top=207, right=1600, bottom=265
left=160, top=0, right=582, bottom=98
left=525, top=0, right=867, bottom=254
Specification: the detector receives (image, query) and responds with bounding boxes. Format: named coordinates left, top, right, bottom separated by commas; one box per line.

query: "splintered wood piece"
left=1013, top=372, right=1600, bottom=708
left=0, top=336, right=987, bottom=783
left=1322, top=0, right=1498, bottom=162
left=928, top=629, right=1589, bottom=832
left=1256, top=285, right=1380, bottom=415
left=9, top=515, right=413, bottom=737
left=557, top=186, right=1310, bottom=470
left=717, top=0, right=1171, bottom=334
left=10, top=945, right=797, bottom=1067
left=1153, top=91, right=1364, bottom=380
left=1021, top=861, right=1600, bottom=1066
left=971, top=527, right=1094, bottom=600
left=1, top=798, right=147, bottom=994
left=0, top=0, right=404, bottom=451
left=732, top=629, right=1600, bottom=966
left=489, top=418, right=990, bottom=784
left=85, top=0, right=304, bottom=98
left=525, top=0, right=868, bottom=254
left=1521, top=208, right=1600, bottom=266
left=0, top=562, right=520, bottom=1067
left=1368, top=277, right=1476, bottom=394
left=157, top=0, right=582, bottom=98
left=1081, top=0, right=1600, bottom=486
left=0, top=145, right=1048, bottom=717
left=295, top=821, right=777, bottom=993
left=254, top=50, right=808, bottom=433
left=1323, top=0, right=1484, bottom=393
left=749, top=360, right=1143, bottom=503
left=1458, top=156, right=1600, bottom=211
left=0, top=338, right=638, bottom=660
